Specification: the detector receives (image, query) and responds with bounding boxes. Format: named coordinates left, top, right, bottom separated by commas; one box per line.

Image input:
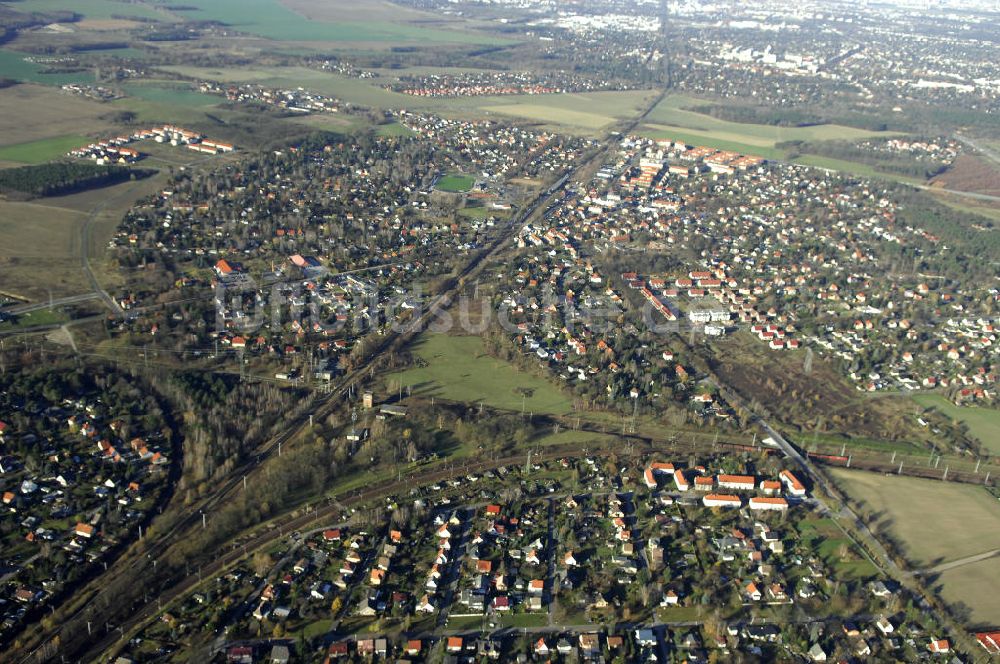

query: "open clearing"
left=912, top=394, right=1000, bottom=455
left=390, top=333, right=573, bottom=415
left=0, top=200, right=86, bottom=258
left=0, top=134, right=88, bottom=164
left=935, top=557, right=1000, bottom=627
left=0, top=84, right=113, bottom=146
left=830, top=468, right=1000, bottom=567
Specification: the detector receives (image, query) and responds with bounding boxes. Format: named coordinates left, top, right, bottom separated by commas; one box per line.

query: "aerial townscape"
left=0, top=0, right=999, bottom=662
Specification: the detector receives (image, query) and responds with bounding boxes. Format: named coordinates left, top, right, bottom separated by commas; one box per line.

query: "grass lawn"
left=912, top=394, right=1000, bottom=455
left=0, top=134, right=88, bottom=164
left=935, top=557, right=1000, bottom=627
left=0, top=308, right=69, bottom=331
left=496, top=612, right=548, bottom=628
left=390, top=333, right=574, bottom=415
left=830, top=469, right=1000, bottom=566
left=436, top=174, right=475, bottom=193
left=796, top=517, right=880, bottom=580
left=446, top=615, right=485, bottom=630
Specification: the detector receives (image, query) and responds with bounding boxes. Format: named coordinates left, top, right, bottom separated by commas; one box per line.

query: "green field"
left=390, top=333, right=573, bottom=415
left=645, top=95, right=897, bottom=146
left=0, top=134, right=88, bottom=164
left=935, top=557, right=1000, bottom=627
left=830, top=469, right=1000, bottom=567
left=122, top=83, right=220, bottom=109
left=436, top=174, right=475, bottom=193
left=164, top=0, right=508, bottom=44
left=156, top=65, right=655, bottom=134
left=0, top=0, right=166, bottom=20
left=0, top=49, right=93, bottom=86
left=0, top=308, right=69, bottom=332
left=913, top=394, right=1000, bottom=455
left=640, top=95, right=909, bottom=174
left=375, top=122, right=416, bottom=138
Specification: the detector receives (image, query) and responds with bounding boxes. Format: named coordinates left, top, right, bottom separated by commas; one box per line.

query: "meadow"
left=830, top=468, right=1000, bottom=567
left=0, top=134, right=88, bottom=164
left=935, top=558, right=1000, bottom=627
left=912, top=394, right=1000, bottom=455
left=389, top=333, right=574, bottom=415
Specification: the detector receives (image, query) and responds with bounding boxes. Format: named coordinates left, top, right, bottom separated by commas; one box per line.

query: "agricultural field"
left=640, top=94, right=911, bottom=178
left=0, top=173, right=166, bottom=301
left=0, top=0, right=167, bottom=21
left=157, top=65, right=657, bottom=134
left=0, top=49, right=93, bottom=86
left=0, top=134, right=89, bottom=164
left=390, top=333, right=574, bottom=415
left=121, top=83, right=221, bottom=109
left=912, top=394, right=1000, bottom=455
left=435, top=173, right=475, bottom=192
left=0, top=199, right=87, bottom=258
left=829, top=469, right=1000, bottom=567
left=0, top=84, right=113, bottom=149
left=935, top=557, right=1000, bottom=627
left=477, top=89, right=659, bottom=133
left=162, top=0, right=509, bottom=45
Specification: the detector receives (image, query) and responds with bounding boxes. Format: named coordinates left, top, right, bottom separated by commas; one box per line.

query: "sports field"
left=436, top=174, right=475, bottom=193
left=830, top=469, right=1000, bottom=567
left=913, top=394, right=1000, bottom=455
left=0, top=134, right=88, bottom=164
left=390, top=333, right=574, bottom=415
